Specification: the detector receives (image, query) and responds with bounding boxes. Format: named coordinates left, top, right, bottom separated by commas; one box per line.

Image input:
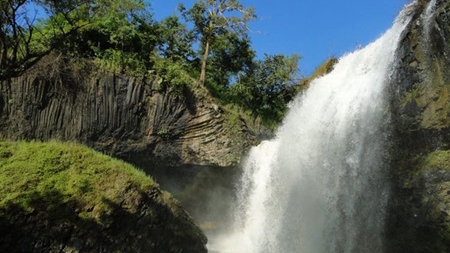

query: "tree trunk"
left=199, top=37, right=211, bottom=85
left=0, top=36, right=9, bottom=78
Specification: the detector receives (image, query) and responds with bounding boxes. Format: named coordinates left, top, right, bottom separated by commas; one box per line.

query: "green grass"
left=297, top=57, right=338, bottom=89
left=0, top=140, right=155, bottom=219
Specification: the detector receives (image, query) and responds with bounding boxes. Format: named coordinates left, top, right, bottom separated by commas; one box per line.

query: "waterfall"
left=424, top=0, right=437, bottom=39
left=208, top=2, right=421, bottom=253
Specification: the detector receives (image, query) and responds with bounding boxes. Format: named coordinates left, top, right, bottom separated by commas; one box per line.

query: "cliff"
left=387, top=0, right=450, bottom=251
left=0, top=141, right=207, bottom=252
left=0, top=58, right=262, bottom=169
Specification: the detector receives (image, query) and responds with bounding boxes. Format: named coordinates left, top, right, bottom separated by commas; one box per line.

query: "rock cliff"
left=387, top=0, right=450, bottom=251
left=0, top=58, right=262, bottom=168
left=0, top=57, right=264, bottom=252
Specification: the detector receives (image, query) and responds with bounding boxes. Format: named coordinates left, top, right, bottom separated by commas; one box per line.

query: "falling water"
left=208, top=2, right=421, bottom=253
left=424, top=0, right=437, bottom=39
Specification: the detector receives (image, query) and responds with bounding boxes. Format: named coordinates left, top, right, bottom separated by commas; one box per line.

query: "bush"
left=151, top=57, right=194, bottom=95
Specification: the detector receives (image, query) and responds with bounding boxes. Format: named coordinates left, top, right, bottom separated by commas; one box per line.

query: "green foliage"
left=0, top=141, right=154, bottom=219
left=0, top=0, right=49, bottom=79
left=157, top=124, right=173, bottom=140
left=179, top=0, right=257, bottom=84
left=54, top=0, right=158, bottom=74
left=180, top=0, right=257, bottom=37
left=229, top=53, right=301, bottom=127
left=420, top=150, right=450, bottom=170
left=297, top=57, right=338, bottom=89
left=151, top=56, right=193, bottom=95
left=1, top=0, right=301, bottom=129
left=93, top=49, right=146, bottom=75
left=158, top=15, right=195, bottom=62
left=0, top=0, right=155, bottom=79
left=206, top=32, right=255, bottom=88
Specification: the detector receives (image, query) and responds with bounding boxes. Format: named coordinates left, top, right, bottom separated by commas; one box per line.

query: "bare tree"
left=0, top=0, right=43, bottom=79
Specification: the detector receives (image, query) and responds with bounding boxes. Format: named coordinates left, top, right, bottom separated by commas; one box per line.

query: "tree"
left=158, top=15, right=195, bottom=63
left=0, top=0, right=105, bottom=79
left=0, top=0, right=45, bottom=79
left=206, top=31, right=254, bottom=89
left=86, top=0, right=152, bottom=73
left=232, top=53, right=301, bottom=125
left=179, top=0, right=256, bottom=85
left=0, top=0, right=147, bottom=80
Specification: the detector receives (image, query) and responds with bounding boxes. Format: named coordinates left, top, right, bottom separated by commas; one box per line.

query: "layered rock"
left=0, top=59, right=262, bottom=168
left=387, top=0, right=450, bottom=251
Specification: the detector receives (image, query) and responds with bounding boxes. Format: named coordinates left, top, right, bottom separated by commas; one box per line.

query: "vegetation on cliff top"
left=0, top=140, right=155, bottom=220
left=0, top=0, right=305, bottom=127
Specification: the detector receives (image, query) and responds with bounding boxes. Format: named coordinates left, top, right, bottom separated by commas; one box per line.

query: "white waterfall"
left=208, top=2, right=421, bottom=253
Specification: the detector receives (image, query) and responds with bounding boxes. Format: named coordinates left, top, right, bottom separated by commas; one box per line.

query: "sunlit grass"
left=0, top=140, right=155, bottom=219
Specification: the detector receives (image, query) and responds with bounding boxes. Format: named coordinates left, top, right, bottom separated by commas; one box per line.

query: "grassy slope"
left=297, top=57, right=338, bottom=89
left=0, top=141, right=155, bottom=220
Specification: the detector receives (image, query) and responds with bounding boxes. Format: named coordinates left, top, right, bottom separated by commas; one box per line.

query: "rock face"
left=386, top=0, right=450, bottom=251
left=0, top=60, right=262, bottom=168
left=0, top=59, right=262, bottom=252
left=0, top=186, right=207, bottom=253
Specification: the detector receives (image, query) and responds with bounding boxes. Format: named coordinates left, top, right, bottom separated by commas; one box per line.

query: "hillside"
left=0, top=141, right=207, bottom=252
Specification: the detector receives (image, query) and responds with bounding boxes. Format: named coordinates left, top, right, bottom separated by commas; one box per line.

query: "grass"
left=297, top=57, right=338, bottom=89
left=0, top=140, right=155, bottom=220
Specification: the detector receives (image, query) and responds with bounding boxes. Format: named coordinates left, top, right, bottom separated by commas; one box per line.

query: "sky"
left=149, top=0, right=410, bottom=76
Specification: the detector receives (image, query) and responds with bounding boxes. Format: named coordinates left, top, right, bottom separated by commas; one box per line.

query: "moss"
left=443, top=226, right=450, bottom=248
left=400, top=81, right=450, bottom=129
left=421, top=87, right=450, bottom=128
left=419, top=58, right=450, bottom=128
left=157, top=124, right=173, bottom=140
left=0, top=140, right=155, bottom=220
left=397, top=6, right=450, bottom=129
left=420, top=150, right=450, bottom=170
left=400, top=35, right=450, bottom=129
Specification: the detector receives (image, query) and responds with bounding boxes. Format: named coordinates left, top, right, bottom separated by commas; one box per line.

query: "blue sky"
left=149, top=0, right=409, bottom=76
